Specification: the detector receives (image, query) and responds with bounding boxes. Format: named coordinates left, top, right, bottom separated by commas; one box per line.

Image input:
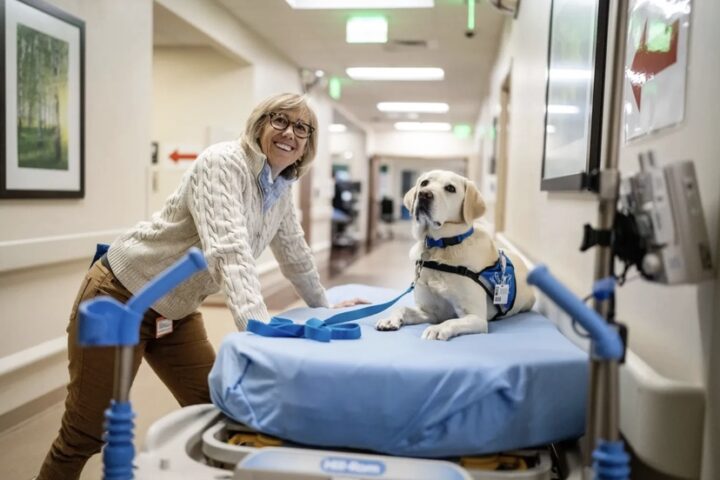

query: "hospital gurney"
left=133, top=403, right=564, bottom=479
left=130, top=284, right=589, bottom=479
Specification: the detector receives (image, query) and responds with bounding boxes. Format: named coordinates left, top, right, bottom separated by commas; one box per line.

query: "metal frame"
left=540, top=0, right=610, bottom=193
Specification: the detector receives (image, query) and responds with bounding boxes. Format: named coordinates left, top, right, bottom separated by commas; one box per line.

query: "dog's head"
left=403, top=170, right=485, bottom=234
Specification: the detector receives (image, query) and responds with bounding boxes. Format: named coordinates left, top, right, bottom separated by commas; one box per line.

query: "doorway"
left=494, top=72, right=511, bottom=233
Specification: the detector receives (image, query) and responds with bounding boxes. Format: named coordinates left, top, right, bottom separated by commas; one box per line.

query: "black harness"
left=416, top=253, right=518, bottom=318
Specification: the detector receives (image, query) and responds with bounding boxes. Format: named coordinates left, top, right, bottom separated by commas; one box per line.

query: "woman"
left=38, top=93, right=365, bottom=479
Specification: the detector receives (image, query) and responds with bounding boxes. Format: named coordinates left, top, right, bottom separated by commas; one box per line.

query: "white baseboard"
left=0, top=338, right=68, bottom=418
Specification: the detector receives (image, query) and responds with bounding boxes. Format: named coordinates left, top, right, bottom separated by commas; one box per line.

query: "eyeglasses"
left=267, top=112, right=315, bottom=139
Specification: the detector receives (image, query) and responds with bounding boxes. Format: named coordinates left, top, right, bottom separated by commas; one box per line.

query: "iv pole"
left=585, top=0, right=630, bottom=476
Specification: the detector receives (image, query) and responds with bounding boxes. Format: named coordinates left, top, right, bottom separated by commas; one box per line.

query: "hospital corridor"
left=0, top=1, right=719, bottom=480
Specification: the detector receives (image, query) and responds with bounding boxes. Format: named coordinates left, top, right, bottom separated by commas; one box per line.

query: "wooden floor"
left=0, top=239, right=414, bottom=480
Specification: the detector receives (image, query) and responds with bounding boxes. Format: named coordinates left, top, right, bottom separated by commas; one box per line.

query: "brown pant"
left=37, top=260, right=216, bottom=480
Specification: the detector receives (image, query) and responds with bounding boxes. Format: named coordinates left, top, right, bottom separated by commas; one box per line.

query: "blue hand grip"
left=527, top=265, right=624, bottom=360
left=593, top=440, right=630, bottom=480
left=78, top=298, right=143, bottom=347
left=78, top=248, right=208, bottom=347
left=102, top=401, right=135, bottom=480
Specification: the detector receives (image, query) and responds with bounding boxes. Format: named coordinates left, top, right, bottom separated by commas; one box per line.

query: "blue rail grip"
left=127, top=248, right=207, bottom=315
left=78, top=298, right=142, bottom=347
left=592, top=440, right=630, bottom=480
left=527, top=265, right=624, bottom=360
left=102, top=400, right=135, bottom=480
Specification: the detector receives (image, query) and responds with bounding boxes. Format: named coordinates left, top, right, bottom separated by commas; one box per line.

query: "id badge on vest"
left=493, top=284, right=510, bottom=305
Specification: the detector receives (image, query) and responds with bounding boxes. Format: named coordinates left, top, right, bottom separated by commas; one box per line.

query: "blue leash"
left=246, top=285, right=414, bottom=342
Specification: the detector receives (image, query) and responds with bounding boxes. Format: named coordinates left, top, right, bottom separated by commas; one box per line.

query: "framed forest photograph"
left=1, top=0, right=85, bottom=198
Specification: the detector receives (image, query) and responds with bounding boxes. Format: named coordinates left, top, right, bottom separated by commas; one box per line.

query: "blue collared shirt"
left=258, top=161, right=294, bottom=212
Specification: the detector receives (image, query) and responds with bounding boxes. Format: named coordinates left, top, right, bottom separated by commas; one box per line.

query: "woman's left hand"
left=331, top=297, right=371, bottom=309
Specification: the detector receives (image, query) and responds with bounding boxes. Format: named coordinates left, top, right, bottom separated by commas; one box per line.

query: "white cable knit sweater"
left=107, top=138, right=329, bottom=330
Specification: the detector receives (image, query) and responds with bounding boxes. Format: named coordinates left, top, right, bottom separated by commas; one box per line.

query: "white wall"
left=370, top=131, right=475, bottom=158
left=152, top=46, right=254, bottom=157
left=0, top=0, right=153, bottom=415
left=306, top=94, right=334, bottom=251
left=155, top=0, right=301, bottom=99
left=477, top=1, right=719, bottom=477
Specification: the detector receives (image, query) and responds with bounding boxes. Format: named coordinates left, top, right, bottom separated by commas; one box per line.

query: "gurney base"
left=136, top=404, right=576, bottom=480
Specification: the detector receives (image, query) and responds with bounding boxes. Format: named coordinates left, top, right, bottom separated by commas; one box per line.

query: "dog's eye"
left=444, top=185, right=456, bottom=193
left=420, top=180, right=429, bottom=187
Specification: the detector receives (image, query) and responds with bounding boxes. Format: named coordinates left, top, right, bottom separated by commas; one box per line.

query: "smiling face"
left=403, top=170, right=486, bottom=234
left=259, top=110, right=311, bottom=177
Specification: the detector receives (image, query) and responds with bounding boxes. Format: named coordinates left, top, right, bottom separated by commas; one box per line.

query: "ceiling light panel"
left=377, top=102, right=449, bottom=113
left=346, top=17, right=387, bottom=43
left=286, top=0, right=433, bottom=9
left=394, top=122, right=451, bottom=131
left=346, top=67, right=444, bottom=81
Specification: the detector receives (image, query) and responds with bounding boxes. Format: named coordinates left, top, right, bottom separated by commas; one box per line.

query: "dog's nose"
left=418, top=190, right=433, bottom=202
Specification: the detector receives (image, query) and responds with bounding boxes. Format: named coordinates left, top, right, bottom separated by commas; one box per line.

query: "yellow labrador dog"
left=376, top=170, right=535, bottom=340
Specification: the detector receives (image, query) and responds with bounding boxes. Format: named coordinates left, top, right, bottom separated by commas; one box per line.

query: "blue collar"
left=425, top=227, right=474, bottom=249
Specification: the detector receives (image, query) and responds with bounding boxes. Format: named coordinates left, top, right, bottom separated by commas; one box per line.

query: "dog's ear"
left=462, top=180, right=486, bottom=224
left=403, top=186, right=418, bottom=212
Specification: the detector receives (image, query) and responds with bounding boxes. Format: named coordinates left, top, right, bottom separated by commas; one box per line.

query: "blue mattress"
left=209, top=284, right=588, bottom=457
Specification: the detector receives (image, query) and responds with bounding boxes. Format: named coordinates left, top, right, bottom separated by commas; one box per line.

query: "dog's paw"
left=375, top=316, right=403, bottom=331
left=421, top=324, right=453, bottom=341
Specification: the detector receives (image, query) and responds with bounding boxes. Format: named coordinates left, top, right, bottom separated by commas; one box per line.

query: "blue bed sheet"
left=209, top=284, right=588, bottom=457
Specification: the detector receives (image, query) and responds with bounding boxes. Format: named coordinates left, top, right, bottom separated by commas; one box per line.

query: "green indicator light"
left=467, top=0, right=475, bottom=32
left=453, top=123, right=472, bottom=138
left=329, top=77, right=342, bottom=100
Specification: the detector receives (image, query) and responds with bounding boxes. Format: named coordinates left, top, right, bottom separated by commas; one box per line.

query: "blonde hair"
left=243, top=93, right=318, bottom=179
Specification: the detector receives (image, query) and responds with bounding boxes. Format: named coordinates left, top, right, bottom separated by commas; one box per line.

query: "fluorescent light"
left=286, top=0, right=433, bottom=9
left=346, top=67, right=444, bottom=81
left=329, top=124, right=347, bottom=133
left=377, top=102, right=449, bottom=113
left=547, top=104, right=580, bottom=114
left=346, top=16, right=387, bottom=43
left=394, top=122, right=451, bottom=132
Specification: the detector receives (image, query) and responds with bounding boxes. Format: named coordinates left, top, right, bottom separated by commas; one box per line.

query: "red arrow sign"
left=169, top=150, right=198, bottom=163
left=629, top=19, right=679, bottom=110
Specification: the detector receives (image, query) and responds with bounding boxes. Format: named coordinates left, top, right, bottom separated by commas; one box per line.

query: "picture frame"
left=540, top=0, right=609, bottom=192
left=1, top=0, right=85, bottom=199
